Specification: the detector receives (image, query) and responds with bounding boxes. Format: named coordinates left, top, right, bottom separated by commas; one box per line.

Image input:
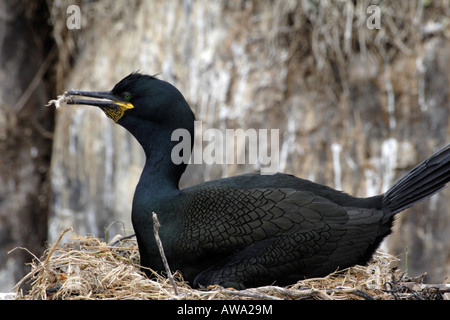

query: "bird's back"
left=139, top=173, right=387, bottom=288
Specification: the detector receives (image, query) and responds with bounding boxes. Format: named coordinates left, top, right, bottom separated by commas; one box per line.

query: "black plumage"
left=66, top=73, right=450, bottom=289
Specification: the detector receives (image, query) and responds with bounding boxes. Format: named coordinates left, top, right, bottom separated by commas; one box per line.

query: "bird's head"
left=65, top=73, right=196, bottom=188
left=66, top=72, right=195, bottom=141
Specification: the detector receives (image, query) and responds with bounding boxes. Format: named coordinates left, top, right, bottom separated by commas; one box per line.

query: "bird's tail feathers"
left=382, top=144, right=450, bottom=215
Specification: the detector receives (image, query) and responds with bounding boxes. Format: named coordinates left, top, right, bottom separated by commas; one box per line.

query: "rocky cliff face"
left=0, top=2, right=54, bottom=291
left=1, top=0, right=448, bottom=291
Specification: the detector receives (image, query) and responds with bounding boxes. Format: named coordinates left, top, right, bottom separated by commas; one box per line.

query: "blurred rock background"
left=0, top=0, right=449, bottom=291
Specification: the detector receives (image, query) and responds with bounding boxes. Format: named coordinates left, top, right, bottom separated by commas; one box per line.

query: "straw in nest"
left=14, top=226, right=449, bottom=300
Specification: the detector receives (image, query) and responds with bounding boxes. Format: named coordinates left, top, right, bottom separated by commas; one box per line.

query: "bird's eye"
left=123, top=92, right=132, bottom=101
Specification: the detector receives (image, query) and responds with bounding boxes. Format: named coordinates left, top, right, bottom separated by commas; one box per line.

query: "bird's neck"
left=139, top=149, right=185, bottom=194
left=133, top=124, right=191, bottom=196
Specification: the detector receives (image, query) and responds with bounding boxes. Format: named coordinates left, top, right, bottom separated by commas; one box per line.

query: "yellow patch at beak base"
left=104, top=101, right=134, bottom=122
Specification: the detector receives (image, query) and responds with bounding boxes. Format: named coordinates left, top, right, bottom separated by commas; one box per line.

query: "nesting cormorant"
left=64, top=73, right=449, bottom=289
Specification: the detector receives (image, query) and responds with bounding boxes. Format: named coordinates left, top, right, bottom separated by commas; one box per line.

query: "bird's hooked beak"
left=66, top=90, right=134, bottom=122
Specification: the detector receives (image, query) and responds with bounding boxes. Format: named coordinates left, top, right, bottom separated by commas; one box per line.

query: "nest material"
left=14, top=228, right=448, bottom=300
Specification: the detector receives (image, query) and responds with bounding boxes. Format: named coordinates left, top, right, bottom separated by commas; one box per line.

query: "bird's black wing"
left=174, top=186, right=382, bottom=288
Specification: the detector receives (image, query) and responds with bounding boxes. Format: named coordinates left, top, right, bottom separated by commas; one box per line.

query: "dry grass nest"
left=14, top=228, right=449, bottom=300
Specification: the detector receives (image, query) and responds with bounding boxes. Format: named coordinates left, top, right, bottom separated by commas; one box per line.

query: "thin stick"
left=218, top=288, right=283, bottom=300
left=107, top=233, right=136, bottom=247
left=44, top=227, right=73, bottom=265
left=152, top=212, right=179, bottom=296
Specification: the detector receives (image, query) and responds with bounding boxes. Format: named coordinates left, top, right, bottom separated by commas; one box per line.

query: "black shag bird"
left=65, top=73, right=450, bottom=289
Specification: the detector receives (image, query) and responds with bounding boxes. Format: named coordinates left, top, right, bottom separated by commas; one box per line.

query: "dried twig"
left=44, top=227, right=73, bottom=265
left=152, top=212, right=179, bottom=296
left=107, top=233, right=136, bottom=247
